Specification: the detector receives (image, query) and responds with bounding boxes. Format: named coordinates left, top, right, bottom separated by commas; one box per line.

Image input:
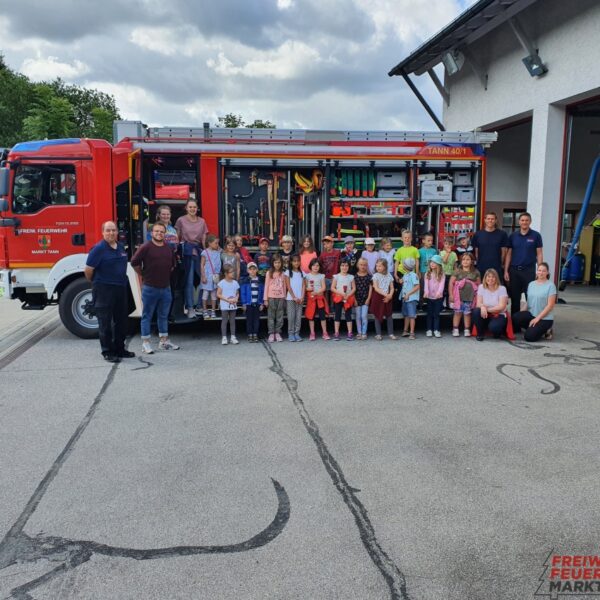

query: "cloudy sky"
left=0, top=0, right=475, bottom=132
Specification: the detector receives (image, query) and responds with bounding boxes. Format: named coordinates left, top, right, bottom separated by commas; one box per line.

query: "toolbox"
left=453, top=187, right=475, bottom=203
left=376, top=171, right=407, bottom=187
left=420, top=180, right=453, bottom=202
left=377, top=188, right=409, bottom=199
left=453, top=171, right=472, bottom=186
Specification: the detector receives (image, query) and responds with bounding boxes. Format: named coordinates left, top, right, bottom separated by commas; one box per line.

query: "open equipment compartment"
left=415, top=159, right=481, bottom=248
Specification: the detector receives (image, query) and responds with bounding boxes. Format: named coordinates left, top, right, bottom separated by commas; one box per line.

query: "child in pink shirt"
left=423, top=255, right=445, bottom=337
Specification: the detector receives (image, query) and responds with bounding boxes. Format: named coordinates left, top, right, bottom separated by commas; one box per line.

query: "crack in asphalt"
left=261, top=341, right=411, bottom=600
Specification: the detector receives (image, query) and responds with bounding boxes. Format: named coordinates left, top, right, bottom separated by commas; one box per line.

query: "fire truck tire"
left=59, top=278, right=99, bottom=339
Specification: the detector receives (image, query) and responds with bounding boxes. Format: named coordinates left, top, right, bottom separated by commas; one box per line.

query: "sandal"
left=389, top=334, right=398, bottom=340
left=401, top=331, right=410, bottom=337
left=409, top=333, right=416, bottom=340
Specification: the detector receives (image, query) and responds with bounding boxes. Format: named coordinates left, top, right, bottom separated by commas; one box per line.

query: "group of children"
left=209, top=230, right=481, bottom=345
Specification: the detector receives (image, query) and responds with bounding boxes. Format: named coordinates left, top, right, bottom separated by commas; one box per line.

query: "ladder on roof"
left=143, top=124, right=497, bottom=145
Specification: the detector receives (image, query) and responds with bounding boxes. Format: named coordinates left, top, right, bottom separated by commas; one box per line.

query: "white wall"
left=486, top=120, right=531, bottom=206
left=443, top=0, right=600, bottom=130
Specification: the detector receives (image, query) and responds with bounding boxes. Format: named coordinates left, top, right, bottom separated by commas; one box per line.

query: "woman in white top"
left=512, top=262, right=557, bottom=341
left=472, top=268, right=508, bottom=341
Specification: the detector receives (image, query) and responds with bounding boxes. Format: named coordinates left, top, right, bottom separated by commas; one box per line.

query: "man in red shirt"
left=131, top=222, right=180, bottom=354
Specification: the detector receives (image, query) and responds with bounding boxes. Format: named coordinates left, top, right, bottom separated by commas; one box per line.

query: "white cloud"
left=20, top=55, right=90, bottom=81
left=277, top=0, right=294, bottom=8
left=207, top=40, right=328, bottom=80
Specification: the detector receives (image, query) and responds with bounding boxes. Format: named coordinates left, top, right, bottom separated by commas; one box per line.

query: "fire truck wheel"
left=59, top=278, right=99, bottom=339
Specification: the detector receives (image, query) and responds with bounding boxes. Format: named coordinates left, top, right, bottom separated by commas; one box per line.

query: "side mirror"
left=0, top=167, right=9, bottom=197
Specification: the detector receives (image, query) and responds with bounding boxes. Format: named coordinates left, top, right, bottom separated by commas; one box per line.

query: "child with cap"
left=240, top=261, right=264, bottom=342
left=455, top=233, right=474, bottom=262
left=362, top=237, right=378, bottom=275
left=254, top=237, right=271, bottom=281
left=400, top=257, right=420, bottom=339
left=318, top=235, right=341, bottom=294
left=423, top=255, right=445, bottom=337
left=340, top=235, right=362, bottom=275
left=370, top=258, right=396, bottom=340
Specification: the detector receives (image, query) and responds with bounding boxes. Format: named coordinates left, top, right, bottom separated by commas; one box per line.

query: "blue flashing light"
left=12, top=138, right=82, bottom=152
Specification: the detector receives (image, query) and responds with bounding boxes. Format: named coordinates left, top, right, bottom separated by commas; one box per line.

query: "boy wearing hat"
left=400, top=257, right=420, bottom=339
left=280, top=235, right=294, bottom=271
left=240, top=262, right=264, bottom=342
left=254, top=237, right=271, bottom=281
left=455, top=233, right=473, bottom=262
left=362, top=237, right=378, bottom=275
left=319, top=235, right=341, bottom=294
left=340, top=235, right=362, bottom=275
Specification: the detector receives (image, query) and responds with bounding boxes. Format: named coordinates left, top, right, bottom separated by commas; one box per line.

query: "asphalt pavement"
left=0, top=286, right=599, bottom=599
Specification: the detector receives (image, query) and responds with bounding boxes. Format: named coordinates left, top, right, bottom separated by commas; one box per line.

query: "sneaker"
left=268, top=334, right=275, bottom=343
left=194, top=307, right=204, bottom=317
left=476, top=335, right=484, bottom=341
left=295, top=334, right=303, bottom=342
left=159, top=340, right=180, bottom=351
left=275, top=333, right=283, bottom=342
left=452, top=328, right=460, bottom=337
left=210, top=310, right=217, bottom=319
left=187, top=310, right=196, bottom=319
left=347, top=333, right=354, bottom=341
left=434, top=330, right=441, bottom=338
left=362, top=334, right=368, bottom=341
left=141, top=340, right=154, bottom=354
left=375, top=335, right=383, bottom=341
left=309, top=332, right=316, bottom=341
left=322, top=333, right=331, bottom=340
left=464, top=329, right=471, bottom=337
left=230, top=336, right=239, bottom=345
left=221, top=336, right=228, bottom=345
left=288, top=336, right=296, bottom=342
left=426, top=330, right=433, bottom=337
left=333, top=333, right=340, bottom=341
left=389, top=334, right=398, bottom=340
left=203, top=310, right=210, bottom=319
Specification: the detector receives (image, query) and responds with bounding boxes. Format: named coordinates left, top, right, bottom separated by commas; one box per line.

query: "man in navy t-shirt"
left=472, top=212, right=509, bottom=278
left=85, top=221, right=134, bottom=362
left=504, top=212, right=543, bottom=315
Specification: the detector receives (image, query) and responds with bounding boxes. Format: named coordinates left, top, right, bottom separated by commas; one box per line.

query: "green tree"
left=0, top=55, right=36, bottom=146
left=49, top=78, right=120, bottom=138
left=22, top=84, right=76, bottom=140
left=215, top=113, right=276, bottom=128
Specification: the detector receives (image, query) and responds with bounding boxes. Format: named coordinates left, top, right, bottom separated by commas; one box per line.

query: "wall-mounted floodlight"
left=522, top=53, right=547, bottom=77
left=442, top=50, right=465, bottom=76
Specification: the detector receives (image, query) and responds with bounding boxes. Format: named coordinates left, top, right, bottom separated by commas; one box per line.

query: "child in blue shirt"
left=401, top=257, right=420, bottom=339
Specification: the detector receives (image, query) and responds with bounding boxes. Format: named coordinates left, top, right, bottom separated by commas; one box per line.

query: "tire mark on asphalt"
left=262, top=341, right=411, bottom=600
left=0, top=362, right=120, bottom=571
left=4, top=480, right=290, bottom=599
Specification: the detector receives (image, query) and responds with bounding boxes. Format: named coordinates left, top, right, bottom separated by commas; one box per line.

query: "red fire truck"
left=0, top=122, right=496, bottom=338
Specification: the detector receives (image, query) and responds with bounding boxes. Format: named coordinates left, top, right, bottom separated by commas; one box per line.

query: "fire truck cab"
left=0, top=123, right=496, bottom=338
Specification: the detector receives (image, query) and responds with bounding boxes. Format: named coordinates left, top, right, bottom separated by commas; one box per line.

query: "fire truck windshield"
left=13, top=165, right=77, bottom=214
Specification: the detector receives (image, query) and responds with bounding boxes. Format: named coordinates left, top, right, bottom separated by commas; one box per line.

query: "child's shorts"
left=454, top=301, right=473, bottom=315
left=402, top=300, right=418, bottom=318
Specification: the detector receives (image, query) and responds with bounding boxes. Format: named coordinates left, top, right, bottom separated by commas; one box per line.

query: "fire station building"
left=390, top=0, right=600, bottom=284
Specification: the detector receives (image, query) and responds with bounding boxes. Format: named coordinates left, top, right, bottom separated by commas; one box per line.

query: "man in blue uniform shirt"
left=504, top=212, right=543, bottom=315
left=85, top=221, right=135, bottom=362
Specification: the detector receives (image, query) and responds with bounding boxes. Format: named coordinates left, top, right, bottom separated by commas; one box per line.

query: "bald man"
left=85, top=221, right=134, bottom=362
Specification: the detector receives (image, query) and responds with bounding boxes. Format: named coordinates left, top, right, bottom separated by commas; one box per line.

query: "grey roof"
left=388, top=0, right=538, bottom=77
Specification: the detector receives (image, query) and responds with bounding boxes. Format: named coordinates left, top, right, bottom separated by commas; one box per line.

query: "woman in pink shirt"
left=423, top=255, right=445, bottom=338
